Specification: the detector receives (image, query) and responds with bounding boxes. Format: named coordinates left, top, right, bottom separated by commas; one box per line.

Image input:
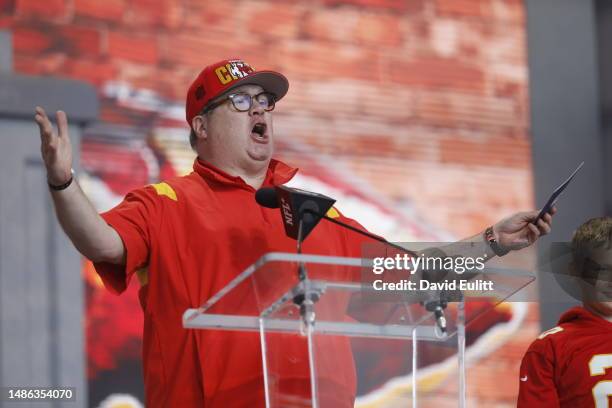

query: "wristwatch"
left=484, top=226, right=509, bottom=257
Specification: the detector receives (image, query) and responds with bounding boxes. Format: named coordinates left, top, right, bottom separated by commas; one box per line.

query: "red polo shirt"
left=94, top=158, right=368, bottom=407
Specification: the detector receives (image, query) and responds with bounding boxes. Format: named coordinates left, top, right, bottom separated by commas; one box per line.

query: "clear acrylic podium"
left=183, top=252, right=534, bottom=407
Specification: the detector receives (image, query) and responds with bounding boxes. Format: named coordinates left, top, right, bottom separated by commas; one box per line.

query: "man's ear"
left=191, top=115, right=208, bottom=142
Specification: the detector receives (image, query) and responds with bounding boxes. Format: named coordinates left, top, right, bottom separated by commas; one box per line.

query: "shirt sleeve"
left=517, top=342, right=560, bottom=408
left=93, top=186, right=159, bottom=295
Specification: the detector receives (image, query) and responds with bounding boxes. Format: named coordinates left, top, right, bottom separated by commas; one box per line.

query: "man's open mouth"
left=251, top=123, right=268, bottom=141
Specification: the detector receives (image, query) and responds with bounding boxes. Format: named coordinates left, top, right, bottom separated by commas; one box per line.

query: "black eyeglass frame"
left=201, top=91, right=276, bottom=115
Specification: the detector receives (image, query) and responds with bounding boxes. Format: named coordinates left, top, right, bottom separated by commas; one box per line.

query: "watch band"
left=484, top=226, right=509, bottom=257
left=48, top=169, right=74, bottom=191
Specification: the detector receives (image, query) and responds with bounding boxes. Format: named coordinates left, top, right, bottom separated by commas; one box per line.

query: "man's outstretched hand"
left=34, top=107, right=73, bottom=187
left=494, top=207, right=557, bottom=252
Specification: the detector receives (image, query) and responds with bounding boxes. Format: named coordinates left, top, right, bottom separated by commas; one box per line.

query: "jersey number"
left=589, top=355, right=612, bottom=408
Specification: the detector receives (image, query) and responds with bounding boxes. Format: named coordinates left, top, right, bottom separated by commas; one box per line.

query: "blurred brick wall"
left=1, top=0, right=538, bottom=406
left=2, top=0, right=532, bottom=236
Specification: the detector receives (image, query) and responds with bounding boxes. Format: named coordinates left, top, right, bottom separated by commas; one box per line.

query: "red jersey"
left=94, top=158, right=368, bottom=407
left=518, top=306, right=612, bottom=408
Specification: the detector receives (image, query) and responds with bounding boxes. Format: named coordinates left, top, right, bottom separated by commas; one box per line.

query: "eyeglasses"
left=203, top=92, right=276, bottom=114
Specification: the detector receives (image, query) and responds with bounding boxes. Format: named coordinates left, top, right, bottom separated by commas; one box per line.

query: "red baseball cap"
left=186, top=58, right=289, bottom=127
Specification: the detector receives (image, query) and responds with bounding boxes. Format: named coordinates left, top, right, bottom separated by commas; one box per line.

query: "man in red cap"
left=35, top=58, right=555, bottom=407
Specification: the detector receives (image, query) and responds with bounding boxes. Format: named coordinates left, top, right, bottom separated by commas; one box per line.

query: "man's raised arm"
left=34, top=107, right=125, bottom=265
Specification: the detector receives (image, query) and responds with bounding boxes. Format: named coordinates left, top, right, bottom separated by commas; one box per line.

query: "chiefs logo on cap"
left=213, top=60, right=255, bottom=85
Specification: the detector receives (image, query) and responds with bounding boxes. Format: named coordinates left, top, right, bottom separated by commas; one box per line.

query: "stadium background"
left=0, top=0, right=578, bottom=406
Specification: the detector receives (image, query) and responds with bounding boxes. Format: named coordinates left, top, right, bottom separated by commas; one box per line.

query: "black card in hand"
left=533, top=161, right=584, bottom=224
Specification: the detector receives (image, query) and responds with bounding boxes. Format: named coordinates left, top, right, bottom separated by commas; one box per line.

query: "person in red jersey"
left=518, top=216, right=612, bottom=408
left=34, top=58, right=555, bottom=407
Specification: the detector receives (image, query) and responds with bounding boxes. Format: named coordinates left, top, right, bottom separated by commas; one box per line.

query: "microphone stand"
left=293, top=215, right=320, bottom=408
left=296, top=215, right=307, bottom=280
left=293, top=215, right=318, bottom=329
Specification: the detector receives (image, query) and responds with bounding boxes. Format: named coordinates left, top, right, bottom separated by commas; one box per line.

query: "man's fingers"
left=34, top=107, right=47, bottom=131
left=34, top=107, right=55, bottom=142
left=35, top=106, right=50, bottom=127
left=528, top=223, right=541, bottom=238
left=543, top=213, right=553, bottom=224
left=34, top=113, right=49, bottom=133
left=56, top=110, right=69, bottom=139
left=34, top=113, right=44, bottom=130
left=537, top=219, right=551, bottom=235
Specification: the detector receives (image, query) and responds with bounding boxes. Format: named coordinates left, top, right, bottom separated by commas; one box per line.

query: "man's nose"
left=249, top=98, right=265, bottom=116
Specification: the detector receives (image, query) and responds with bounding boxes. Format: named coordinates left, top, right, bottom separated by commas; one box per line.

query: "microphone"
left=254, top=187, right=279, bottom=209
left=255, top=186, right=336, bottom=241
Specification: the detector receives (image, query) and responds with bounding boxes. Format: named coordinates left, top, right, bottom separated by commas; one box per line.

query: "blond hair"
left=571, top=217, right=612, bottom=276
